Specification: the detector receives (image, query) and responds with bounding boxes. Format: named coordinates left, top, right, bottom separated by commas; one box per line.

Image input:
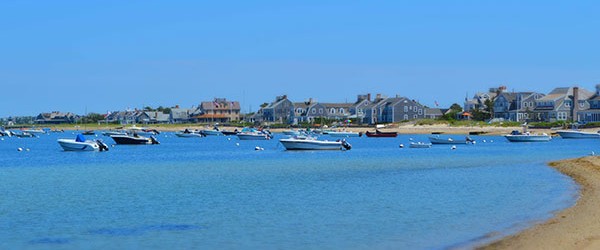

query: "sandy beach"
left=480, top=156, right=600, bottom=250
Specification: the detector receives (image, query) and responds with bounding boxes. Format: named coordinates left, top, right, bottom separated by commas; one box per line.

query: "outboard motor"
left=150, top=136, right=160, bottom=145
left=341, top=139, right=352, bottom=150
left=96, top=140, right=109, bottom=152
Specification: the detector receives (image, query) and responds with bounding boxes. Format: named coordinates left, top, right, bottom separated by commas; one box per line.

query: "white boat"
left=125, top=126, right=160, bottom=136
left=428, top=135, right=474, bottom=144
left=176, top=129, right=203, bottom=138
left=279, top=136, right=351, bottom=150
left=409, top=142, right=432, bottom=148
left=200, top=129, right=224, bottom=136
left=57, top=134, right=109, bottom=151
left=556, top=130, right=600, bottom=139
left=327, top=131, right=362, bottom=137
left=282, top=130, right=301, bottom=136
left=236, top=128, right=272, bottom=140
left=102, top=130, right=128, bottom=136
left=505, top=130, right=552, bottom=142
left=22, top=129, right=46, bottom=134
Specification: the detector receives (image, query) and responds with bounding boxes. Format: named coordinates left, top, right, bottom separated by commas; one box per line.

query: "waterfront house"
left=192, top=98, right=241, bottom=123
left=169, top=107, right=194, bottom=124
left=260, top=95, right=294, bottom=124
left=464, top=86, right=504, bottom=112
left=105, top=110, right=140, bottom=124
left=424, top=108, right=445, bottom=119
left=349, top=94, right=372, bottom=124
left=35, top=111, right=77, bottom=124
left=578, top=85, right=600, bottom=123
left=137, top=111, right=170, bottom=124
left=363, top=94, right=427, bottom=124
left=533, top=87, right=593, bottom=122
left=493, top=91, right=545, bottom=122
left=293, top=98, right=352, bottom=124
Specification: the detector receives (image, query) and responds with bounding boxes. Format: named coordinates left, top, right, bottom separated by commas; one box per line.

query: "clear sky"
left=1, top=0, right=599, bottom=117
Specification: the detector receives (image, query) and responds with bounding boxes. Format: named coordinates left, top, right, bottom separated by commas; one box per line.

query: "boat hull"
left=328, top=132, right=361, bottom=137
left=57, top=139, right=99, bottom=151
left=365, top=131, right=397, bottom=137
left=428, top=136, right=467, bottom=144
left=110, top=135, right=159, bottom=145
left=505, top=135, right=552, bottom=142
left=557, top=130, right=600, bottom=139
left=237, top=133, right=270, bottom=140
left=175, top=132, right=203, bottom=138
left=409, top=142, right=432, bottom=148
left=280, top=139, right=343, bottom=150
left=201, top=130, right=224, bottom=136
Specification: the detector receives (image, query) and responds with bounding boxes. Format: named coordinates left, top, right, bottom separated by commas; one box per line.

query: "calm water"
left=0, top=131, right=591, bottom=249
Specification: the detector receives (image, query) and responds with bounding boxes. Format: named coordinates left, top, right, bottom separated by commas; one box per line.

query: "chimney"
left=572, top=87, right=579, bottom=122
left=596, top=84, right=600, bottom=95
left=367, top=93, right=371, bottom=101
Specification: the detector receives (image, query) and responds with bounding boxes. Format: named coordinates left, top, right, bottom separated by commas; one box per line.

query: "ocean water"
left=0, top=131, right=590, bottom=249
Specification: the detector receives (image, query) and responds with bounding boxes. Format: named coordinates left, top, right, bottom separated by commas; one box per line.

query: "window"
left=330, top=108, right=336, bottom=114
left=558, top=112, right=567, bottom=120
left=339, top=108, right=344, bottom=114
left=319, top=108, right=323, bottom=114
left=414, top=115, right=418, bottom=119
left=580, top=102, right=585, bottom=108
left=312, top=108, right=316, bottom=114
left=404, top=114, right=409, bottom=120
left=414, top=106, right=418, bottom=111
left=404, top=106, right=408, bottom=112
left=565, top=101, right=571, bottom=107
left=418, top=109, right=422, bottom=115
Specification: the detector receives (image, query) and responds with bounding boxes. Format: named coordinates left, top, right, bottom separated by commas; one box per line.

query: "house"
left=348, top=94, right=372, bottom=123
left=464, top=86, right=505, bottom=112
left=578, top=85, right=600, bottom=123
left=260, top=95, right=294, bottom=124
left=169, top=107, right=194, bottom=124
left=137, top=111, right=170, bottom=124
left=533, top=87, right=593, bottom=122
left=363, top=94, right=427, bottom=124
left=105, top=110, right=140, bottom=124
left=424, top=108, right=445, bottom=119
left=493, top=91, right=545, bottom=122
left=292, top=98, right=352, bottom=124
left=35, top=111, right=77, bottom=124
left=192, top=98, right=241, bottom=123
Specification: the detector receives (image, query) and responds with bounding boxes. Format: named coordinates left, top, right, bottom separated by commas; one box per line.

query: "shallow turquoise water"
left=0, top=132, right=589, bottom=249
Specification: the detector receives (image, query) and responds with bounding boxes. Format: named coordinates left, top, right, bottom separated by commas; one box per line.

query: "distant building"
left=363, top=94, right=426, bottom=124
left=424, top=108, right=445, bottom=119
left=534, top=87, right=593, bottom=122
left=493, top=91, right=545, bottom=122
left=192, top=98, right=241, bottom=123
left=169, top=106, right=194, bottom=124
left=578, top=85, right=600, bottom=123
left=138, top=111, right=170, bottom=124
left=464, top=86, right=505, bottom=112
left=35, top=111, right=77, bottom=124
left=260, top=95, right=294, bottom=124
left=349, top=94, right=372, bottom=123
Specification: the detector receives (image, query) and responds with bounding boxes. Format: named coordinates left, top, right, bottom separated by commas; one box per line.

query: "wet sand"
left=480, top=156, right=600, bottom=250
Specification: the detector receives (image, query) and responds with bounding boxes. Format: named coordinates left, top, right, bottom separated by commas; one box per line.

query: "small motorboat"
left=327, top=131, right=362, bottom=137
left=176, top=129, right=203, bottom=138
left=12, top=131, right=37, bottom=138
left=200, top=129, right=224, bottom=136
left=221, top=130, right=238, bottom=136
left=126, top=126, right=160, bottom=136
left=57, top=134, right=109, bottom=151
left=505, top=130, right=551, bottom=142
left=22, top=128, right=46, bottom=134
left=279, top=136, right=351, bottom=150
left=102, top=130, right=128, bottom=136
left=82, top=130, right=95, bottom=135
left=409, top=142, right=432, bottom=148
left=428, top=135, right=474, bottom=144
left=110, top=133, right=160, bottom=145
left=556, top=130, right=600, bottom=139
left=365, top=130, right=397, bottom=138
left=237, top=128, right=272, bottom=140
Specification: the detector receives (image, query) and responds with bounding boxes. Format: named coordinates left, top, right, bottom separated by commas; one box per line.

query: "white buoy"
left=471, top=141, right=476, bottom=145
left=227, top=138, right=231, bottom=141
left=236, top=143, right=240, bottom=146
left=409, top=138, right=413, bottom=141
left=399, top=144, right=404, bottom=148
left=1, top=138, right=4, bottom=141
left=26, top=148, right=30, bottom=151
left=482, top=139, right=486, bottom=143
left=490, top=140, right=494, bottom=143
left=17, top=147, right=23, bottom=151
left=255, top=146, right=264, bottom=151
left=451, top=145, right=457, bottom=150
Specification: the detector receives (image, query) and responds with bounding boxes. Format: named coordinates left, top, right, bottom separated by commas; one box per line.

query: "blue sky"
left=1, top=0, right=599, bottom=117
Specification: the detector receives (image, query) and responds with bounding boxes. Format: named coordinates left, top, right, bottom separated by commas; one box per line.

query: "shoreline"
left=22, top=124, right=587, bottom=136
left=479, top=156, right=600, bottom=249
